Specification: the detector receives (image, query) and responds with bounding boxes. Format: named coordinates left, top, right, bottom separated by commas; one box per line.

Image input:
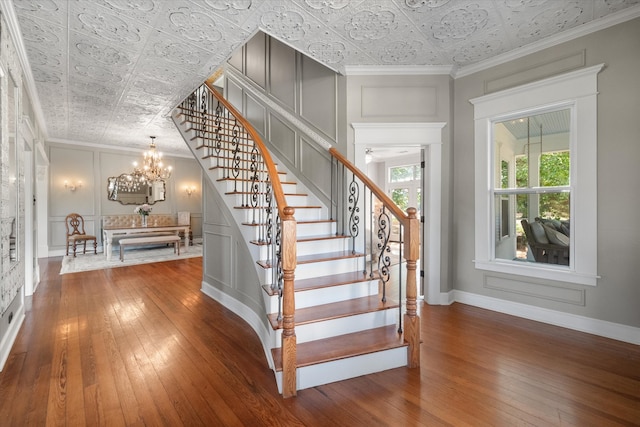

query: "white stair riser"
left=272, top=309, right=399, bottom=346
left=295, top=347, right=407, bottom=391
left=227, top=193, right=309, bottom=207
left=255, top=237, right=351, bottom=260
left=264, top=279, right=379, bottom=313
left=260, top=257, right=366, bottom=284
left=237, top=207, right=322, bottom=223
left=296, top=238, right=350, bottom=257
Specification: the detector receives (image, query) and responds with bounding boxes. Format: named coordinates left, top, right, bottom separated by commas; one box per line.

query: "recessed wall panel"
left=245, top=93, right=266, bottom=137
left=484, top=276, right=585, bottom=306
left=226, top=79, right=243, bottom=112
left=300, top=55, right=336, bottom=139
left=269, top=37, right=296, bottom=109
left=361, top=86, right=437, bottom=117
left=300, top=138, right=332, bottom=200
left=269, top=113, right=297, bottom=166
left=245, top=32, right=266, bottom=89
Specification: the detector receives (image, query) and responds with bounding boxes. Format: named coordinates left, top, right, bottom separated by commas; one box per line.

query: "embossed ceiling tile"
left=68, top=32, right=136, bottom=67
left=13, top=0, right=69, bottom=26
left=68, top=3, right=154, bottom=46
left=141, top=29, right=210, bottom=71
left=70, top=82, right=119, bottom=100
left=329, top=2, right=411, bottom=45
left=290, top=0, right=368, bottom=25
left=71, top=58, right=128, bottom=84
left=16, top=13, right=65, bottom=47
left=89, top=0, right=163, bottom=25
left=25, top=44, right=63, bottom=70
left=157, top=1, right=250, bottom=53
left=134, top=60, right=194, bottom=87
left=449, top=31, right=506, bottom=66
left=199, top=0, right=263, bottom=26
left=416, top=1, right=501, bottom=46
left=593, top=0, right=640, bottom=17
left=503, top=1, right=589, bottom=44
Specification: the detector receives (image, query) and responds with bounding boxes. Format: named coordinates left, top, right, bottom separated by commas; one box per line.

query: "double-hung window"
left=470, top=64, right=603, bottom=286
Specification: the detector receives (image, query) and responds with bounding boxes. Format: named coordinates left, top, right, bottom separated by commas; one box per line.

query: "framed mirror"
left=107, top=174, right=166, bottom=205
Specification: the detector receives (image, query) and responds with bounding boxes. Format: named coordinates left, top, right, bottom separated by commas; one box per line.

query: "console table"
left=103, top=223, right=190, bottom=261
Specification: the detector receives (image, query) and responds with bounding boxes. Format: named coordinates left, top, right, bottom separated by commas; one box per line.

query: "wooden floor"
left=1, top=258, right=638, bottom=426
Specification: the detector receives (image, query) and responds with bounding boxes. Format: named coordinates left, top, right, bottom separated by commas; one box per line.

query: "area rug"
left=60, top=244, right=202, bottom=275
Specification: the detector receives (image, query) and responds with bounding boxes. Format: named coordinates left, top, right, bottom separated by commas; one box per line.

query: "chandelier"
left=132, top=136, right=172, bottom=182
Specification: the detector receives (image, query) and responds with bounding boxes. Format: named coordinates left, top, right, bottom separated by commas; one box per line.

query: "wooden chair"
left=178, top=211, right=192, bottom=246
left=65, top=213, right=97, bottom=257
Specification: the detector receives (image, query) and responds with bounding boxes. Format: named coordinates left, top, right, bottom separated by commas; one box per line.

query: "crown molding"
left=344, top=65, right=454, bottom=76
left=455, top=4, right=640, bottom=78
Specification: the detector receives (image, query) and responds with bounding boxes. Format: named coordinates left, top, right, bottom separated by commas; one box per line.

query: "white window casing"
left=469, top=64, right=603, bottom=286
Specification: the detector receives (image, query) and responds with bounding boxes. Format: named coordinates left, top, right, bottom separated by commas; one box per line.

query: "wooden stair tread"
left=219, top=178, right=296, bottom=184
left=267, top=295, right=398, bottom=329
left=234, top=205, right=321, bottom=210
left=295, top=270, right=378, bottom=291
left=241, top=219, right=335, bottom=227
left=225, top=191, right=307, bottom=196
left=296, top=234, right=349, bottom=243
left=271, top=325, right=406, bottom=371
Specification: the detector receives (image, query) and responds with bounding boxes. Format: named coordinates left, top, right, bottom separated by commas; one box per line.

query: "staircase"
left=172, top=80, right=420, bottom=396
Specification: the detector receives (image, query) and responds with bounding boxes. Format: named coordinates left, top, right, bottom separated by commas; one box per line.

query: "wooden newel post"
left=280, top=207, right=297, bottom=398
left=404, top=207, right=421, bottom=368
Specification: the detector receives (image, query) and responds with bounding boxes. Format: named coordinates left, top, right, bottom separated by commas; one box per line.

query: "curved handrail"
left=329, top=147, right=409, bottom=224
left=203, top=77, right=292, bottom=221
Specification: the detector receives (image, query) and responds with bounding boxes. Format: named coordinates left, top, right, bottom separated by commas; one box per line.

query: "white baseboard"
left=0, top=305, right=26, bottom=372
left=200, top=280, right=276, bottom=370
left=454, top=290, right=640, bottom=346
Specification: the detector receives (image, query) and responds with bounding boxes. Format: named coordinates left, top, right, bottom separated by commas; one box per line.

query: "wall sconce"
left=64, top=180, right=82, bottom=192
left=185, top=185, right=197, bottom=196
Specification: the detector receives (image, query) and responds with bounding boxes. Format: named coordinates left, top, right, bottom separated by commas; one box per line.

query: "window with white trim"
left=470, top=64, right=603, bottom=286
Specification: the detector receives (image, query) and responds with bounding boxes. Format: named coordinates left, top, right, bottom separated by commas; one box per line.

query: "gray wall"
left=226, top=31, right=344, bottom=208
left=452, top=18, right=640, bottom=327
left=345, top=73, right=454, bottom=293
left=47, top=142, right=203, bottom=254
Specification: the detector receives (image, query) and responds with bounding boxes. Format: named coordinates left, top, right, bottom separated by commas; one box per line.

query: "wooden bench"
left=119, top=235, right=181, bottom=262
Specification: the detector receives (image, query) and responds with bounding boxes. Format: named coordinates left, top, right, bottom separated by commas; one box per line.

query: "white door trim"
left=352, top=122, right=445, bottom=305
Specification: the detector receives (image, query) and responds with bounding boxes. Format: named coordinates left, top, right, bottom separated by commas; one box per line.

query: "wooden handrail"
left=200, top=77, right=299, bottom=398
left=204, top=77, right=291, bottom=220
left=329, top=147, right=409, bottom=224
left=329, top=147, right=420, bottom=369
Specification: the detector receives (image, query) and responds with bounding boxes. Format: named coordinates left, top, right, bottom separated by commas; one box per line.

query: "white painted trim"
left=0, top=305, right=25, bottom=372
left=470, top=65, right=602, bottom=286
left=200, top=280, right=276, bottom=370
left=344, top=65, right=453, bottom=76
left=454, top=291, right=640, bottom=346
left=353, top=122, right=446, bottom=305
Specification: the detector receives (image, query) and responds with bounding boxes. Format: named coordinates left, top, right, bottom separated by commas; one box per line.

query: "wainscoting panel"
left=204, top=231, right=234, bottom=290
left=269, top=112, right=297, bottom=167
left=362, top=86, right=437, bottom=117
left=484, top=275, right=586, bottom=306
left=299, top=137, right=332, bottom=202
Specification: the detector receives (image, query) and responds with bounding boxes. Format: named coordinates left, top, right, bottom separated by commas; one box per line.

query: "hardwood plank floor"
left=1, top=257, right=638, bottom=426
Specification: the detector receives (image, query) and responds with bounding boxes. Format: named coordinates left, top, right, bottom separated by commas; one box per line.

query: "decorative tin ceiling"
left=9, top=0, right=640, bottom=155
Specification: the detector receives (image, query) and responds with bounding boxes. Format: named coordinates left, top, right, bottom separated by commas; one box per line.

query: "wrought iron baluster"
left=347, top=173, right=360, bottom=255
left=377, top=206, right=392, bottom=303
